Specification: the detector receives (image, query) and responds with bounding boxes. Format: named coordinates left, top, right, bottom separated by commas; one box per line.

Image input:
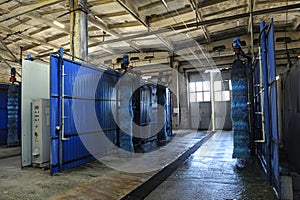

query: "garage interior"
left=0, top=0, right=300, bottom=199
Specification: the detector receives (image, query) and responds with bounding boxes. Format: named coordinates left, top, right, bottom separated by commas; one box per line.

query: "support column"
left=210, top=72, right=215, bottom=131
left=170, top=60, right=180, bottom=128
left=69, top=0, right=88, bottom=61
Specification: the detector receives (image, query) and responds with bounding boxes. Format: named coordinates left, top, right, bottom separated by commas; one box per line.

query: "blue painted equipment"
left=232, top=37, right=242, bottom=49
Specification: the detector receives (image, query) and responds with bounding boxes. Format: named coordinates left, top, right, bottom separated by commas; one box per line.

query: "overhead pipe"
left=255, top=47, right=266, bottom=143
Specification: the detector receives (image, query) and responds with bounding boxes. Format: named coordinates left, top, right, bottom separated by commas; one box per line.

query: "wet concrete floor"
left=0, top=130, right=207, bottom=200
left=145, top=131, right=277, bottom=200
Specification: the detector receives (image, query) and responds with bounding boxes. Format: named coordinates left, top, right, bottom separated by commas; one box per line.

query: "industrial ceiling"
left=0, top=0, right=299, bottom=81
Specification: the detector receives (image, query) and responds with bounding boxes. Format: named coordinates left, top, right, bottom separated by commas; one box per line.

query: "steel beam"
left=189, top=0, right=210, bottom=41
left=115, top=0, right=174, bottom=51
left=98, top=3, right=300, bottom=45
left=89, top=13, right=141, bottom=51
left=0, top=0, right=63, bottom=23
left=0, top=54, right=21, bottom=77
left=138, top=0, right=175, bottom=11
left=0, top=39, right=21, bottom=65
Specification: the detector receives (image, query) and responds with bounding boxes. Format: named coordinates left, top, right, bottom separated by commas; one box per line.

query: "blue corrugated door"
left=50, top=51, right=120, bottom=174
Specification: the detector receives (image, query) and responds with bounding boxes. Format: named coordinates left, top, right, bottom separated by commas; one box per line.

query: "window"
left=189, top=81, right=211, bottom=102
left=214, top=80, right=231, bottom=101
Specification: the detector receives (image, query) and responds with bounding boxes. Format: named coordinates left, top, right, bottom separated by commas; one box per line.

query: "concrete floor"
left=145, top=131, right=277, bottom=200
left=0, top=146, right=20, bottom=159
left=0, top=130, right=207, bottom=200
left=0, top=131, right=279, bottom=200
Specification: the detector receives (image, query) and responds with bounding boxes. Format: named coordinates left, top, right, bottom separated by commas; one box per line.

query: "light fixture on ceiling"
left=161, top=0, right=168, bottom=8
left=204, top=69, right=220, bottom=73
left=53, top=20, right=65, bottom=29
left=142, top=75, right=151, bottom=80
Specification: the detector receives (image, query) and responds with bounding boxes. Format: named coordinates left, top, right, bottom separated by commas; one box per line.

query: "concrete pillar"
left=170, top=62, right=180, bottom=129
left=178, top=67, right=189, bottom=129
left=69, top=0, right=88, bottom=61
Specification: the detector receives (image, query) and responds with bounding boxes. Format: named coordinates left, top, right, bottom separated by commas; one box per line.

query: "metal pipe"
left=210, top=72, right=215, bottom=131
left=61, top=62, right=69, bottom=141
left=255, top=47, right=266, bottom=143
left=260, top=21, right=272, bottom=185
left=249, top=0, right=254, bottom=59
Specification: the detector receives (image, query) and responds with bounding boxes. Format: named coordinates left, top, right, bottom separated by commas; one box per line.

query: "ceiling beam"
left=173, top=3, right=300, bottom=30
left=29, top=26, right=51, bottom=36
left=202, top=5, right=247, bottom=18
left=0, top=54, right=21, bottom=77
left=0, top=0, right=64, bottom=23
left=89, top=13, right=141, bottom=51
left=293, top=16, right=300, bottom=30
left=138, top=0, right=175, bottom=11
left=0, top=24, right=60, bottom=51
left=96, top=11, right=128, bottom=18
left=197, top=0, right=230, bottom=7
left=0, top=38, right=21, bottom=65
left=148, top=6, right=192, bottom=24
left=189, top=0, right=210, bottom=41
left=25, top=12, right=115, bottom=54
left=8, top=17, right=32, bottom=28
left=255, top=0, right=300, bottom=4
left=115, top=0, right=174, bottom=51
left=108, top=21, right=141, bottom=29
left=98, top=3, right=300, bottom=46
left=88, top=0, right=115, bottom=6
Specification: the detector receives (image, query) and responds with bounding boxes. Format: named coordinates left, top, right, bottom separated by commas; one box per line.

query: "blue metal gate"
left=50, top=49, right=120, bottom=173
left=253, top=19, right=280, bottom=196
left=50, top=50, right=172, bottom=174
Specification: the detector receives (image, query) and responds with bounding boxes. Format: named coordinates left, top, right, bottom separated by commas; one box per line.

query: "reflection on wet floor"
left=145, top=131, right=277, bottom=200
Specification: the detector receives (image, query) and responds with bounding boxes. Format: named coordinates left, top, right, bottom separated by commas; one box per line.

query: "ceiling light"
left=204, top=69, right=220, bottom=73
left=142, top=76, right=151, bottom=80
left=53, top=20, right=65, bottom=28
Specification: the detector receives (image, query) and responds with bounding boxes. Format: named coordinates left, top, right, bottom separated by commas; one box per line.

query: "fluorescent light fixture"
left=161, top=0, right=168, bottom=8
left=204, top=69, right=220, bottom=73
left=53, top=20, right=65, bottom=28
left=142, top=76, right=151, bottom=80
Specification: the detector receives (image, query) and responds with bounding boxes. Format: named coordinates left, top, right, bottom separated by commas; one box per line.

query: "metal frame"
left=253, top=19, right=280, bottom=197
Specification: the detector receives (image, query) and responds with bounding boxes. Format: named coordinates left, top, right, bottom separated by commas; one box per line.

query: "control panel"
left=32, top=99, right=50, bottom=168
